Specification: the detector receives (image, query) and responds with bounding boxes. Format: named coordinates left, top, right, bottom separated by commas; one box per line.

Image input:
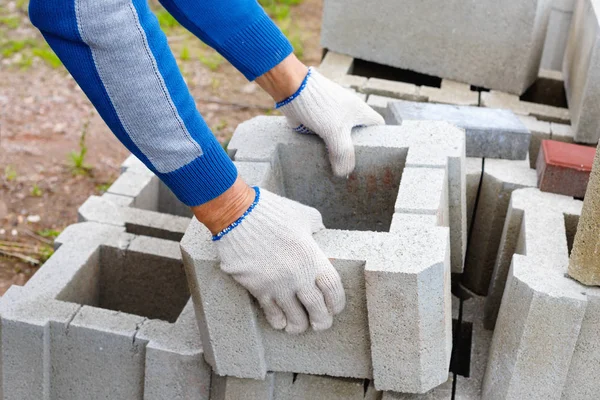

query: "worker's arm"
left=157, top=0, right=384, bottom=176
left=29, top=0, right=344, bottom=333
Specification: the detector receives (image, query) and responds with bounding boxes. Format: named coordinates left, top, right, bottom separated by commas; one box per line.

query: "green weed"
left=37, top=229, right=61, bottom=239
left=38, top=245, right=54, bottom=263
left=199, top=51, right=224, bottom=71
left=155, top=9, right=179, bottom=30
left=4, top=165, right=17, bottom=181
left=0, top=16, right=20, bottom=29
left=95, top=183, right=111, bottom=194
left=32, top=47, right=61, bottom=68
left=69, top=115, right=93, bottom=175
left=31, top=184, right=42, bottom=197
left=180, top=45, right=190, bottom=61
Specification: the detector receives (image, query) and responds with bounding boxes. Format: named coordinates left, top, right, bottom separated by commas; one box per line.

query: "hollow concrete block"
left=321, top=0, right=552, bottom=95
left=563, top=0, right=600, bottom=144
left=481, top=91, right=570, bottom=124
left=0, top=222, right=210, bottom=400
left=540, top=4, right=574, bottom=71
left=362, top=78, right=426, bottom=102
left=419, top=80, right=479, bottom=107
left=318, top=51, right=354, bottom=81
left=517, top=115, right=551, bottom=168
left=462, top=159, right=537, bottom=295
left=480, top=188, right=600, bottom=399
left=79, top=156, right=192, bottom=241
left=182, top=117, right=464, bottom=393
left=386, top=101, right=530, bottom=159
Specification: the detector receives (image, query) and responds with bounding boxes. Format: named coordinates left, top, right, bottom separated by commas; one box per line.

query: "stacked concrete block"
left=518, top=115, right=552, bottom=167
left=563, top=0, right=600, bottom=144
left=181, top=116, right=468, bottom=393
left=480, top=188, right=600, bottom=399
left=541, top=0, right=576, bottom=71
left=78, top=155, right=191, bottom=241
left=0, top=222, right=210, bottom=400
left=462, top=159, right=537, bottom=295
left=418, top=80, right=479, bottom=107
left=321, top=1, right=552, bottom=95
left=317, top=50, right=354, bottom=81
left=481, top=90, right=570, bottom=124
left=386, top=100, right=531, bottom=159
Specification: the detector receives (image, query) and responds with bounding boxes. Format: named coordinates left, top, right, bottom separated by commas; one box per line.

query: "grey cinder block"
left=563, top=0, right=600, bottom=144
left=78, top=155, right=192, bottom=241
left=480, top=90, right=570, bottom=125
left=182, top=116, right=466, bottom=393
left=480, top=188, right=600, bottom=399
left=540, top=3, right=575, bottom=71
left=465, top=158, right=483, bottom=230
left=386, top=100, right=530, bottom=159
left=0, top=222, right=211, bottom=400
left=517, top=115, right=551, bottom=168
left=462, top=159, right=537, bottom=295
left=318, top=51, right=354, bottom=81
left=321, top=0, right=552, bottom=95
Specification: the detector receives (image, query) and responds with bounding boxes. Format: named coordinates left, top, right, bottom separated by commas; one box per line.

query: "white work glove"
left=213, top=187, right=345, bottom=334
left=276, top=67, right=385, bottom=177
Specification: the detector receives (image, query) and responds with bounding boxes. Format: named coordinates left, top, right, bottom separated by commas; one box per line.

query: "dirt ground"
left=0, top=0, right=324, bottom=295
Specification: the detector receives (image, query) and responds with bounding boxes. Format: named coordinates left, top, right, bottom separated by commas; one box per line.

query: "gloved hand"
left=213, top=187, right=345, bottom=334
left=276, top=67, right=385, bottom=177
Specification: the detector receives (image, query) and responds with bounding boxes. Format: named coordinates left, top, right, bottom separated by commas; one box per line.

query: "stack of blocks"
left=180, top=116, right=468, bottom=396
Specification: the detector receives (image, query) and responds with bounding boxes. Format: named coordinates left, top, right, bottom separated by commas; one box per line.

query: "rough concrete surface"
left=541, top=1, right=575, bottom=71
left=466, top=158, right=483, bottom=231
left=481, top=91, right=570, bottom=124
left=563, top=0, right=600, bottom=144
left=568, top=140, right=600, bottom=285
left=0, top=222, right=210, bottom=400
left=462, top=159, right=537, bottom=295
left=518, top=115, right=552, bottom=167
left=181, top=116, right=466, bottom=393
left=321, top=0, right=552, bottom=94
left=386, top=100, right=530, bottom=159
left=480, top=188, right=600, bottom=399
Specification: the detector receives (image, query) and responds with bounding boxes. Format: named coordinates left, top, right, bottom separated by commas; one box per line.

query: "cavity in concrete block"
left=362, top=78, right=426, bottom=102
left=517, top=115, right=551, bottom=168
left=321, top=0, right=552, bottom=95
left=462, top=159, right=537, bottom=295
left=0, top=222, right=210, bottom=400
left=480, top=188, right=600, bottom=398
left=563, top=0, right=600, bottom=144
left=550, top=121, right=575, bottom=143
left=386, top=100, right=530, bottom=159
left=367, top=94, right=397, bottom=119
left=318, top=51, right=355, bottom=81
left=182, top=116, right=462, bottom=393
left=540, top=5, right=575, bottom=71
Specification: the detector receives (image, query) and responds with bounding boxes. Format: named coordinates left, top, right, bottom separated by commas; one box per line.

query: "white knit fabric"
left=277, top=68, right=385, bottom=177
left=215, top=189, right=346, bottom=334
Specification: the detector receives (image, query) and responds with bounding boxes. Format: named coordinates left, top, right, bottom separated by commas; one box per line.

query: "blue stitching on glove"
left=274, top=67, right=313, bottom=109
left=293, top=124, right=315, bottom=135
left=212, top=186, right=261, bottom=241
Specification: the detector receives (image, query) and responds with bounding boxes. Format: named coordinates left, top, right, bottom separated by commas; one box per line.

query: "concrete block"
left=381, top=377, right=453, bottom=399
left=210, top=373, right=275, bottom=400
left=335, top=74, right=368, bottom=90
left=466, top=158, right=483, bottom=230
left=479, top=188, right=600, bottom=399
left=182, top=116, right=465, bottom=393
left=367, top=94, right=397, bottom=118
left=321, top=0, right=552, bottom=95
left=536, top=139, right=596, bottom=198
left=462, top=159, right=537, bottom=295
left=550, top=121, right=575, bottom=143
left=318, top=51, right=354, bottom=81
left=420, top=81, right=479, bottom=107
left=481, top=91, right=570, bottom=124
left=563, top=0, right=600, bottom=144
left=387, top=100, right=530, bottom=159
left=362, top=78, right=427, bottom=102
left=0, top=222, right=210, bottom=400
left=518, top=115, right=552, bottom=168
left=78, top=155, right=192, bottom=241
left=540, top=7, right=574, bottom=71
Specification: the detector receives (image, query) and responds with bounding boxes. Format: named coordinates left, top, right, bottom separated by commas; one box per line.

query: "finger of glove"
left=258, top=297, right=286, bottom=330
left=277, top=295, right=310, bottom=334
left=353, top=101, right=385, bottom=127
left=298, top=286, right=333, bottom=331
left=316, top=264, right=346, bottom=315
left=292, top=202, right=325, bottom=234
left=321, top=128, right=355, bottom=177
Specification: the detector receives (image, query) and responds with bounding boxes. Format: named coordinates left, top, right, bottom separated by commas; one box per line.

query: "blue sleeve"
left=28, top=0, right=238, bottom=207
left=157, top=0, right=293, bottom=80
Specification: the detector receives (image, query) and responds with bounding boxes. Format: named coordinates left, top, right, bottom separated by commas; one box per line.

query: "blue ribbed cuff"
left=218, top=11, right=293, bottom=81
left=157, top=140, right=238, bottom=207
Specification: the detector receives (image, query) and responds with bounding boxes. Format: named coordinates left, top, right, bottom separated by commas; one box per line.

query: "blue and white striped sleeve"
left=28, top=0, right=291, bottom=207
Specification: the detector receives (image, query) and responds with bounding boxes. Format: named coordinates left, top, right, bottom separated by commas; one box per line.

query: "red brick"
left=536, top=140, right=597, bottom=198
